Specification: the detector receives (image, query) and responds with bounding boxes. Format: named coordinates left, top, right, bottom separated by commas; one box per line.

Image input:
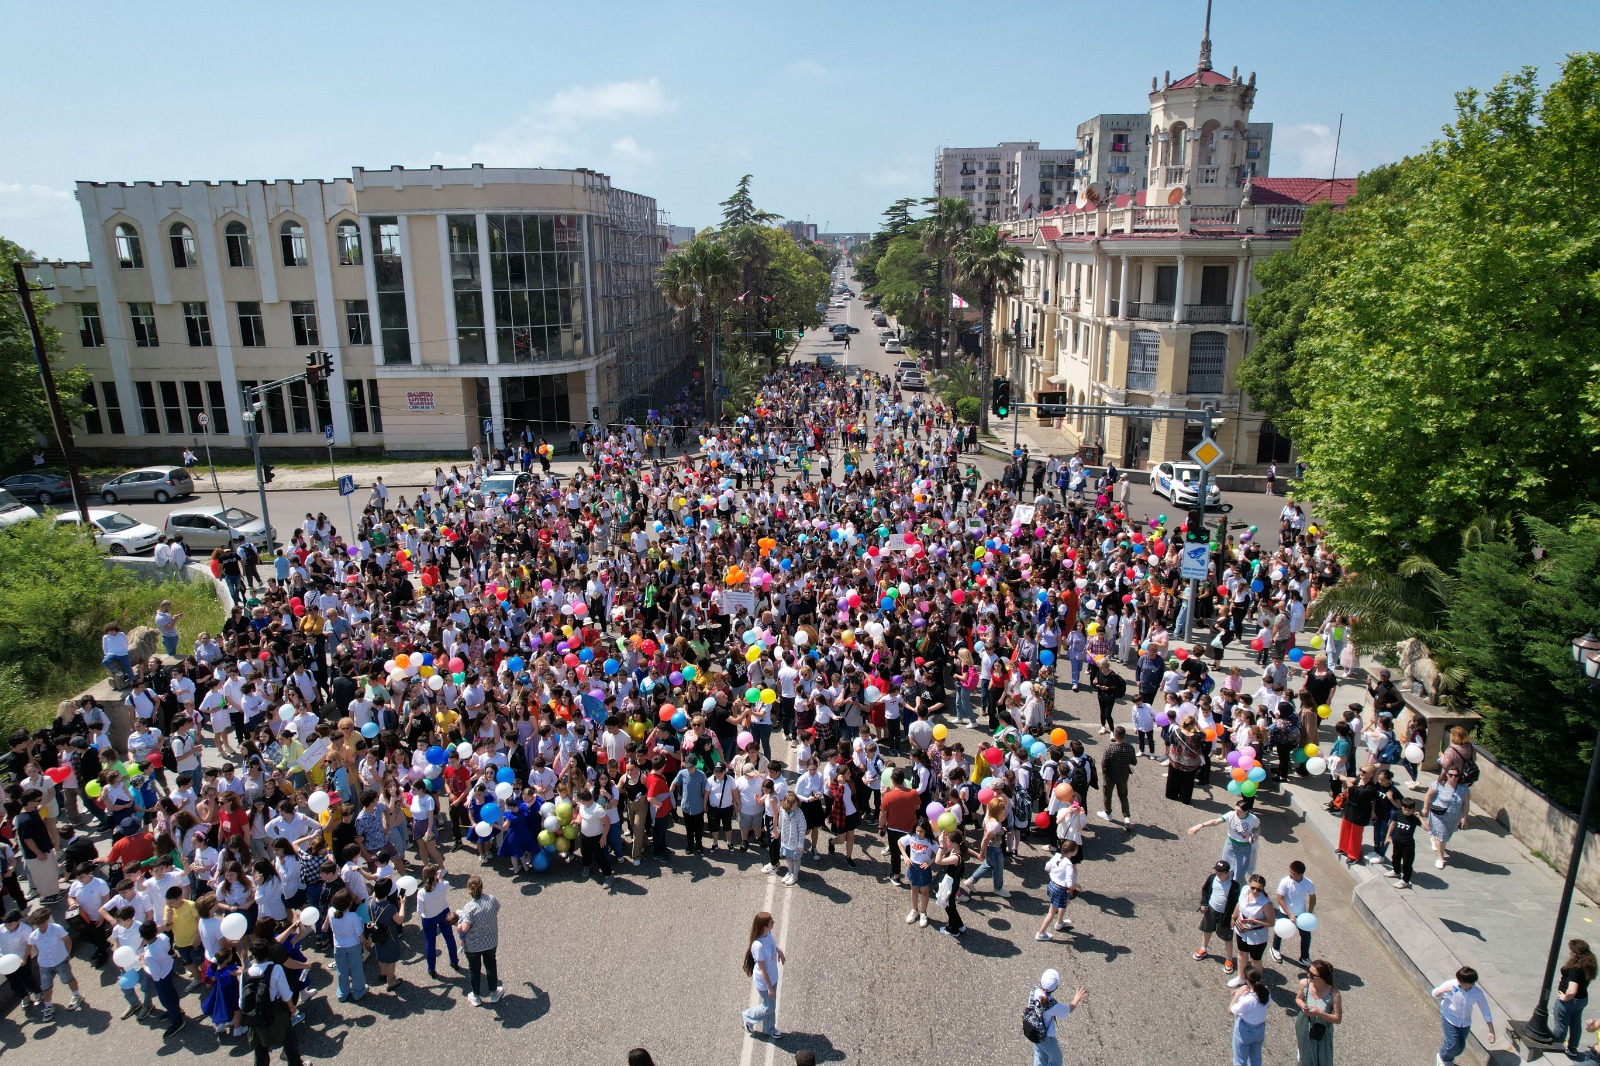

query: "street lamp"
left=1514, top=631, right=1600, bottom=1051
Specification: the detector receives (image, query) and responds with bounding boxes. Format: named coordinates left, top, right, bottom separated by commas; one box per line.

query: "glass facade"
left=448, top=215, right=487, bottom=364
left=371, top=216, right=413, bottom=365
left=488, top=213, right=586, bottom=364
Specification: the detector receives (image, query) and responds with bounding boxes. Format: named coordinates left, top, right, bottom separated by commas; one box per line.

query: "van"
left=0, top=488, right=40, bottom=528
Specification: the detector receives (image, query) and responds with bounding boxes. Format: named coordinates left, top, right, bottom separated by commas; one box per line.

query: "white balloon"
left=395, top=875, right=419, bottom=897
left=278, top=704, right=295, bottom=722
left=1404, top=743, right=1425, bottom=764
left=457, top=742, right=474, bottom=760
left=219, top=912, right=249, bottom=941
left=423, top=763, right=442, bottom=779
left=897, top=582, right=911, bottom=598
left=0, top=953, right=22, bottom=976
left=793, top=630, right=810, bottom=647
left=1018, top=681, right=1034, bottom=699
left=495, top=782, right=514, bottom=801
left=864, top=685, right=881, bottom=704
left=306, top=790, right=330, bottom=815
left=113, top=945, right=139, bottom=969
left=428, top=675, right=445, bottom=691
left=1273, top=917, right=1298, bottom=940
left=543, top=815, right=561, bottom=833
left=299, top=906, right=320, bottom=928
left=1304, top=756, right=1327, bottom=775
left=475, top=821, right=495, bottom=838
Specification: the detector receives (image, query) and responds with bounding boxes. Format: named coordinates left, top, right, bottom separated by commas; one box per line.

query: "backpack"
left=365, top=903, right=391, bottom=945
left=1459, top=756, right=1480, bottom=787
left=1077, top=753, right=1099, bottom=791
left=1022, top=993, right=1056, bottom=1043
left=1378, top=738, right=1403, bottom=765
left=240, top=964, right=281, bottom=1028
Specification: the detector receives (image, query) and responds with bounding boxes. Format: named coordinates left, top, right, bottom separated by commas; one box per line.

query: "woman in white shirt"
left=1037, top=839, right=1080, bottom=941
left=1229, top=978, right=1271, bottom=1066
left=793, top=758, right=826, bottom=855
left=416, top=864, right=460, bottom=977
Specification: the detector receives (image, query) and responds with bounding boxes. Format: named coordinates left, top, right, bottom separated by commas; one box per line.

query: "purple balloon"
left=1155, top=712, right=1172, bottom=728
left=556, top=642, right=570, bottom=654
left=669, top=671, right=684, bottom=686
left=347, top=545, right=360, bottom=557
left=1225, top=751, right=1241, bottom=768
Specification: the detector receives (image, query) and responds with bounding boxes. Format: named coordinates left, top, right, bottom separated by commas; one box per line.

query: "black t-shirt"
left=1389, top=811, right=1419, bottom=844
left=330, top=820, right=357, bottom=862
left=14, top=810, right=52, bottom=858
left=1342, top=784, right=1378, bottom=827
left=1562, top=965, right=1592, bottom=999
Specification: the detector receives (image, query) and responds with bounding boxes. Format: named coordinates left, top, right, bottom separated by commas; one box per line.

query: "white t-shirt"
left=748, top=932, right=778, bottom=992
left=1276, top=874, right=1315, bottom=916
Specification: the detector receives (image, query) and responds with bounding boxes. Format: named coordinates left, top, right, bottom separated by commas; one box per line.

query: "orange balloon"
left=1231, top=767, right=1248, bottom=782
left=1054, top=782, right=1073, bottom=802
left=1204, top=726, right=1218, bottom=741
left=1049, top=728, right=1068, bottom=746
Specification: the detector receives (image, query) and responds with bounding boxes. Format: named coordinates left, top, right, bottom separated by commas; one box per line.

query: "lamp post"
left=1514, top=630, right=1600, bottom=1050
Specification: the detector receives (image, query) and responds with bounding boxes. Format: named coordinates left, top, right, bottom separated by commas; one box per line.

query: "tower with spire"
left=1145, top=0, right=1263, bottom=208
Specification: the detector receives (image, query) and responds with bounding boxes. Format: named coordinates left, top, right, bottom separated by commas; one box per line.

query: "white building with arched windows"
left=24, top=165, right=688, bottom=457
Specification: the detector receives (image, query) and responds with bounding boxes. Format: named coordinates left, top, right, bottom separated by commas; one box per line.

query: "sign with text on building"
left=405, top=390, right=436, bottom=412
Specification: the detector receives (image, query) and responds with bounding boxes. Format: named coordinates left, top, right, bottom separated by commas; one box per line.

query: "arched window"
left=280, top=220, right=308, bottom=267
left=1199, top=121, right=1221, bottom=166
left=335, top=220, right=362, bottom=266
left=114, top=223, right=142, bottom=269
left=1186, top=331, right=1227, bottom=393
left=1257, top=420, right=1293, bottom=464
left=168, top=223, right=196, bottom=269
left=1127, top=328, right=1160, bottom=391
left=225, top=221, right=252, bottom=268
left=1168, top=123, right=1188, bottom=166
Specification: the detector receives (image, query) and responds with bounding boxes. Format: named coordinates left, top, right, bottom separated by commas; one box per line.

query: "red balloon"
left=1033, top=811, right=1051, bottom=829
left=564, top=653, right=579, bottom=667
left=659, top=707, right=674, bottom=722
left=1175, top=648, right=1189, bottom=660
left=1250, top=638, right=1265, bottom=651
left=984, top=747, right=1004, bottom=766
left=46, top=766, right=70, bottom=784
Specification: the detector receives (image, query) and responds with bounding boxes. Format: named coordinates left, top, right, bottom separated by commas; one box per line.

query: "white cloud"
left=1276, top=122, right=1355, bottom=178
left=435, top=78, right=673, bottom=170
left=0, top=182, right=85, bottom=260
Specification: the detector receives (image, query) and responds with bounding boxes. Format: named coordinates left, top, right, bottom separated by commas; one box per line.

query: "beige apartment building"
left=27, top=164, right=688, bottom=457
left=993, top=39, right=1348, bottom=472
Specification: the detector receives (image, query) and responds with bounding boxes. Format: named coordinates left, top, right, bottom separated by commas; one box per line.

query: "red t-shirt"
left=646, top=772, right=673, bottom=817
left=880, top=787, right=919, bottom=834
left=109, top=832, right=155, bottom=870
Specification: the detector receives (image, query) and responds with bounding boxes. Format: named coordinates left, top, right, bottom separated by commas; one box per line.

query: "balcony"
left=1109, top=164, right=1130, bottom=174
left=1164, top=165, right=1188, bottom=185
left=1185, top=304, right=1234, bottom=324
left=1245, top=149, right=1261, bottom=159
left=960, top=182, right=976, bottom=191
left=960, top=167, right=977, bottom=175
left=986, top=165, right=1001, bottom=174
left=1195, top=165, right=1220, bottom=186
left=1125, top=302, right=1174, bottom=321
left=1048, top=202, right=1316, bottom=238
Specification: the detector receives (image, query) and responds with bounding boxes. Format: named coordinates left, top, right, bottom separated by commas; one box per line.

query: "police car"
left=1152, top=461, right=1230, bottom=511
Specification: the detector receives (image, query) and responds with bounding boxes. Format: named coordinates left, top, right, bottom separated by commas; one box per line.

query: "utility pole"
left=199, top=411, right=225, bottom=511
left=11, top=262, right=89, bottom=522
left=242, top=387, right=273, bottom=546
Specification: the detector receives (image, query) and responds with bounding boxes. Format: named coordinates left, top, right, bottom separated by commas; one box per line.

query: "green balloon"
left=1240, top=781, right=1258, bottom=797
left=746, top=687, right=761, bottom=704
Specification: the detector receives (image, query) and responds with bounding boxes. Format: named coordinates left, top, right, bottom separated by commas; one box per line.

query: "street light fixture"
left=1513, top=631, right=1600, bottom=1052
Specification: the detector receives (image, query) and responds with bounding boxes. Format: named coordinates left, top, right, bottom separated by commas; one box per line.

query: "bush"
left=955, top=396, right=981, bottom=425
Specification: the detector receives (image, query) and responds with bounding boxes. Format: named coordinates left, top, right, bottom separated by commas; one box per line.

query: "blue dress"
left=497, top=800, right=538, bottom=860
left=201, top=961, right=240, bottom=1027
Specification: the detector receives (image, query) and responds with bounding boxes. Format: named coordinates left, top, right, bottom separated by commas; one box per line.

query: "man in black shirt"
left=15, top=790, right=60, bottom=903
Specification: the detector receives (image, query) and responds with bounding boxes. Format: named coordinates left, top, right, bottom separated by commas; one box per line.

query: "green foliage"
left=933, top=358, right=981, bottom=409
left=1444, top=511, right=1600, bottom=813
left=1253, top=56, right=1600, bottom=570
left=719, top=175, right=780, bottom=230
left=0, top=236, right=91, bottom=467
left=954, top=396, right=981, bottom=425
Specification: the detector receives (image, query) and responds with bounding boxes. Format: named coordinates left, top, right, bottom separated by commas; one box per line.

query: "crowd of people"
left=0, top=361, right=1511, bottom=1065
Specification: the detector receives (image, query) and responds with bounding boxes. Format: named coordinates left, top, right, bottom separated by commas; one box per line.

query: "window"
left=291, top=300, right=319, bottom=346
left=237, top=302, right=264, bottom=347
left=366, top=379, right=382, bottom=432
left=101, top=382, right=125, bottom=434
left=182, top=302, right=212, bottom=347
left=1111, top=133, right=1130, bottom=153
left=129, top=303, right=159, bottom=347
left=80, top=385, right=103, bottom=435
left=287, top=380, right=312, bottom=433
left=135, top=381, right=160, bottom=434
left=1154, top=265, right=1178, bottom=305
left=225, top=221, right=253, bottom=268
left=336, top=220, right=362, bottom=265
left=313, top=379, right=332, bottom=436
left=114, top=224, right=143, bottom=268
left=488, top=213, right=587, bottom=364
left=449, top=215, right=487, bottom=363
left=280, top=220, right=308, bottom=267
left=169, top=223, right=196, bottom=268
left=75, top=304, right=104, bottom=348
left=1127, top=328, right=1160, bottom=391
left=263, top=383, right=288, bottom=434
left=347, top=379, right=369, bottom=434
left=371, top=217, right=412, bottom=364
left=205, top=380, right=229, bottom=434
left=1257, top=420, right=1293, bottom=463
left=157, top=381, right=183, bottom=435
left=345, top=300, right=371, bottom=345
left=1186, top=331, right=1227, bottom=393
left=1199, top=265, right=1230, bottom=306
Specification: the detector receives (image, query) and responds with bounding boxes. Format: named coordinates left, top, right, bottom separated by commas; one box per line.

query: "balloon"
left=495, top=782, right=515, bottom=801
left=85, top=780, right=103, bottom=798
left=1227, top=780, right=1243, bottom=795
left=977, top=787, right=995, bottom=805
left=1155, top=712, right=1171, bottom=728
left=477, top=821, right=496, bottom=838
left=426, top=745, right=448, bottom=766
left=682, top=664, right=697, bottom=681
left=1050, top=728, right=1067, bottom=746
left=671, top=712, right=688, bottom=730
left=746, top=646, right=762, bottom=663
left=561, top=824, right=579, bottom=840
left=761, top=688, right=777, bottom=705
left=659, top=706, right=675, bottom=723
left=1240, top=781, right=1258, bottom=797
left=360, top=722, right=380, bottom=739
left=1086, top=623, right=1098, bottom=637
left=1309, top=636, right=1323, bottom=650
left=480, top=803, right=502, bottom=823
left=984, top=747, right=1003, bottom=766
left=1038, top=649, right=1055, bottom=666
left=926, top=802, right=946, bottom=821
left=554, top=837, right=570, bottom=854
left=1303, top=743, right=1320, bottom=758
left=936, top=812, right=958, bottom=833
left=604, top=658, right=620, bottom=675
left=1295, top=913, right=1319, bottom=932
left=1273, top=917, right=1298, bottom=940
left=864, top=685, right=881, bottom=704
left=449, top=657, right=465, bottom=673
left=396, top=875, right=420, bottom=897
left=1305, top=756, right=1327, bottom=775
left=508, top=656, right=525, bottom=672
left=279, top=704, right=295, bottom=722
left=1317, top=704, right=1332, bottom=719
left=737, top=731, right=754, bottom=750
left=1246, top=767, right=1267, bottom=783
left=1239, top=746, right=1257, bottom=763
left=307, top=791, right=330, bottom=815
left=1251, top=579, right=1264, bottom=593
left=951, top=589, right=966, bottom=605
left=113, top=945, right=139, bottom=970
left=1250, top=638, right=1265, bottom=652
left=428, top=675, right=445, bottom=691
left=1034, top=812, right=1051, bottom=829
left=532, top=851, right=551, bottom=872
left=1404, top=743, right=1425, bottom=764
left=932, top=724, right=948, bottom=741
left=1231, top=768, right=1248, bottom=782
left=220, top=913, right=249, bottom=941
left=298, top=906, right=321, bottom=928
left=537, top=830, right=555, bottom=847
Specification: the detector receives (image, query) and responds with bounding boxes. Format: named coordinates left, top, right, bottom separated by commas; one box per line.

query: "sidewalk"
left=200, top=446, right=691, bottom=493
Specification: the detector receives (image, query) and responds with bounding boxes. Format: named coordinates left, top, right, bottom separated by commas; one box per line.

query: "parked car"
left=884, top=338, right=905, bottom=355
left=872, top=313, right=888, bottom=327
left=99, top=465, right=195, bottom=504
left=164, top=504, right=273, bottom=551
left=1, top=471, right=73, bottom=506
left=479, top=471, right=532, bottom=499
left=1151, top=461, right=1231, bottom=511
left=893, top=358, right=920, bottom=379
left=54, top=509, right=161, bottom=555
left=831, top=300, right=847, bottom=309
left=901, top=370, right=927, bottom=391
left=0, top=488, right=40, bottom=528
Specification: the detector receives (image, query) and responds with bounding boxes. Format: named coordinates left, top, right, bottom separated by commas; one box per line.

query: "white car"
left=54, top=508, right=161, bottom=555
left=901, top=370, right=927, bottom=391
left=893, top=358, right=920, bottom=379
left=832, top=299, right=847, bottom=308
left=0, top=488, right=40, bottom=528
left=884, top=338, right=905, bottom=355
left=1151, top=461, right=1230, bottom=511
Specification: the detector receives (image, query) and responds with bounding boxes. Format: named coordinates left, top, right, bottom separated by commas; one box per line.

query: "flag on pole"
left=760, top=295, right=772, bottom=303
left=734, top=290, right=749, bottom=303
left=951, top=293, right=970, bottom=309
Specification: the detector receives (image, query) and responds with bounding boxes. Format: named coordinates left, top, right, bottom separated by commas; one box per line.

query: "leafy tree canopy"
left=0, top=236, right=90, bottom=467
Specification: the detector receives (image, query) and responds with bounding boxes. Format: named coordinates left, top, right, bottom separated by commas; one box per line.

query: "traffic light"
left=1185, top=508, right=1206, bottom=543
left=991, top=377, right=1012, bottom=418
left=797, top=328, right=804, bottom=340
left=306, top=351, right=334, bottom=384
left=262, top=461, right=276, bottom=485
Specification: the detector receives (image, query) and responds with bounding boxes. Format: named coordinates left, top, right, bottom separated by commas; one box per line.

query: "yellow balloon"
left=761, top=688, right=777, bottom=705
left=1086, top=623, right=1099, bottom=636
left=628, top=722, right=647, bottom=739
left=562, top=625, right=574, bottom=638
left=932, top=724, right=948, bottom=741
left=419, top=665, right=433, bottom=677
left=974, top=546, right=986, bottom=559
left=1303, top=743, right=1320, bottom=757
left=1316, top=704, right=1332, bottom=719
left=746, top=646, right=762, bottom=663
left=841, top=630, right=855, bottom=646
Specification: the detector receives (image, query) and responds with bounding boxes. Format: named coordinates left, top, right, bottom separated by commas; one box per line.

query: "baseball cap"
left=1214, top=860, right=1231, bottom=873
left=1039, top=968, right=1061, bottom=992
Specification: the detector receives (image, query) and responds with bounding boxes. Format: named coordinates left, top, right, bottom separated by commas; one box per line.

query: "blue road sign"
left=338, top=475, right=356, bottom=497
left=483, top=418, right=493, bottom=436
left=324, top=425, right=335, bottom=444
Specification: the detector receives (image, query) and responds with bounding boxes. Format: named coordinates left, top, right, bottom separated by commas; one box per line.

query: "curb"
left=1283, top=788, right=1517, bottom=1066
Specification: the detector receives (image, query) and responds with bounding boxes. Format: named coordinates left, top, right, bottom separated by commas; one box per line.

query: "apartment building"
left=932, top=142, right=1077, bottom=223
left=28, top=164, right=688, bottom=457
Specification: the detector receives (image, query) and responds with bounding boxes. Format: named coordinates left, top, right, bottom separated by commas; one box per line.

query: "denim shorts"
left=908, top=864, right=933, bottom=888
left=38, top=961, right=74, bottom=989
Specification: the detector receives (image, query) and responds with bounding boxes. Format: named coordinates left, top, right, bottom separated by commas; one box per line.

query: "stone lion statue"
left=1395, top=636, right=1442, bottom=705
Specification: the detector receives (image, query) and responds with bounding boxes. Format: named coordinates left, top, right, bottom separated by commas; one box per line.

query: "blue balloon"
left=780, top=558, right=793, bottom=570
left=603, top=658, right=620, bottom=675
left=984, top=539, right=997, bottom=551
left=578, top=647, right=594, bottom=663
left=1038, top=649, right=1055, bottom=667
left=1288, top=647, right=1305, bottom=663
left=1037, top=590, right=1049, bottom=603
left=421, top=653, right=434, bottom=666
left=480, top=802, right=502, bottom=824
left=971, top=561, right=983, bottom=574
left=426, top=745, right=448, bottom=766
left=532, top=850, right=551, bottom=872
left=684, top=515, right=695, bottom=526
left=360, top=722, right=379, bottom=739
left=1250, top=579, right=1265, bottom=594
left=496, top=767, right=516, bottom=785
left=1246, top=766, right=1267, bottom=783
left=998, top=544, right=1010, bottom=555
left=881, top=596, right=896, bottom=612
left=671, top=711, right=688, bottom=730
left=508, top=656, right=525, bottom=673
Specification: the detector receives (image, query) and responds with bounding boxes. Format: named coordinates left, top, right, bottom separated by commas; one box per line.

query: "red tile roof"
left=1039, top=225, right=1060, bottom=241
left=1249, top=177, right=1357, bottom=207
left=1167, top=69, right=1235, bottom=89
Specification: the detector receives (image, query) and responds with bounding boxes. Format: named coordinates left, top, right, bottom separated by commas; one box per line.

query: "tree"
left=657, top=238, right=739, bottom=418
left=1251, top=56, right=1600, bottom=571
left=920, top=197, right=973, bottom=370
left=1444, top=511, right=1600, bottom=813
left=0, top=236, right=90, bottom=467
left=954, top=224, right=1022, bottom=433
left=719, top=175, right=779, bottom=230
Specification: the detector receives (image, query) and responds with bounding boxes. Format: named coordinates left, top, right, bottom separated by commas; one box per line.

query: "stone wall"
left=1468, top=744, right=1600, bottom=901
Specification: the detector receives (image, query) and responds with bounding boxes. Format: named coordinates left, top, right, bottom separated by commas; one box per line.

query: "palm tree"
left=954, top=224, right=1022, bottom=433
left=658, top=238, right=740, bottom=419
left=921, top=196, right=972, bottom=370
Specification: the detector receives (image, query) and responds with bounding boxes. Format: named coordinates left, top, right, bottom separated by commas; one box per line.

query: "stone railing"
left=1039, top=203, right=1311, bottom=238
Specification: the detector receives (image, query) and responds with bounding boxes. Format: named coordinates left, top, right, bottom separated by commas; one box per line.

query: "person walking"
left=1024, top=968, right=1086, bottom=1066
left=1335, top=766, right=1380, bottom=864
left=1554, top=939, right=1598, bottom=1057
left=776, top=793, right=807, bottom=886
left=1270, top=860, right=1317, bottom=966
left=934, top=828, right=968, bottom=937
left=323, top=888, right=367, bottom=1003
left=138, top=919, right=187, bottom=1039
left=416, top=863, right=461, bottom=978
left=1433, top=966, right=1496, bottom=1065
left=1229, top=978, right=1270, bottom=1066
left=1187, top=797, right=1260, bottom=881
left=1425, top=767, right=1469, bottom=869
left=962, top=796, right=1010, bottom=898
left=241, top=934, right=304, bottom=1066
left=741, top=911, right=784, bottom=1039
left=1037, top=840, right=1079, bottom=941
left=1195, top=860, right=1241, bottom=977
left=1293, top=959, right=1342, bottom=1066
left=1386, top=797, right=1422, bottom=888
left=1098, top=725, right=1137, bottom=827
left=1230, top=875, right=1274, bottom=989
left=25, top=905, right=83, bottom=1021
left=457, top=875, right=502, bottom=1005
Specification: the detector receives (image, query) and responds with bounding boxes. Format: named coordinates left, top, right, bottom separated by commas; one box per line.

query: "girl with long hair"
left=740, top=911, right=783, bottom=1038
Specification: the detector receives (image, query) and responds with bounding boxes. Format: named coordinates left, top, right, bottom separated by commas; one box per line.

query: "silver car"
left=100, top=465, right=195, bottom=504
left=164, top=505, right=273, bottom=551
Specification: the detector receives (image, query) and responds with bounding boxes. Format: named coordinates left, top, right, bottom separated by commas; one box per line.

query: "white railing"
left=1190, top=206, right=1238, bottom=228
left=1196, top=166, right=1220, bottom=186
left=1266, top=205, right=1307, bottom=229
left=1133, top=207, right=1181, bottom=230
left=1025, top=203, right=1313, bottom=240
left=1164, top=166, right=1188, bottom=185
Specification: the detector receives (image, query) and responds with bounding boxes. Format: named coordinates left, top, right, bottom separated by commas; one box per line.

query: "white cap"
left=1039, top=968, right=1061, bottom=992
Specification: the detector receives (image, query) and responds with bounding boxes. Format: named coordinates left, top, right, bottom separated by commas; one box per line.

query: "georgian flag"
left=951, top=293, right=970, bottom=309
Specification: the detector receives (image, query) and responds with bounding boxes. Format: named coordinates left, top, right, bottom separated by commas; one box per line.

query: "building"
left=1075, top=108, right=1270, bottom=200
left=991, top=29, right=1347, bottom=472
left=27, top=164, right=689, bottom=458
left=781, top=220, right=818, bottom=244
left=662, top=223, right=698, bottom=247
left=931, top=142, right=1077, bottom=223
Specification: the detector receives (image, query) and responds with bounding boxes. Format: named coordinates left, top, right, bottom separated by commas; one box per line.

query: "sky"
left=2, top=0, right=1591, bottom=260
